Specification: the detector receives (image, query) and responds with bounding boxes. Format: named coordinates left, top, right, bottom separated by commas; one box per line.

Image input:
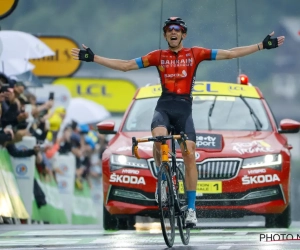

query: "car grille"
left=148, top=158, right=241, bottom=180
left=148, top=158, right=184, bottom=178
left=197, top=159, right=242, bottom=180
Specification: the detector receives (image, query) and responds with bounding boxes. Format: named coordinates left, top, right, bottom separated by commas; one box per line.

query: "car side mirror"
left=278, top=119, right=300, bottom=134
left=97, top=120, right=117, bottom=134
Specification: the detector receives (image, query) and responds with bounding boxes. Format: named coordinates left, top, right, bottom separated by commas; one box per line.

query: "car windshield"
left=122, top=96, right=272, bottom=132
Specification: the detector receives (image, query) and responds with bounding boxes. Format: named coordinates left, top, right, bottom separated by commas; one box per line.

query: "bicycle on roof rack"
left=132, top=130, right=191, bottom=247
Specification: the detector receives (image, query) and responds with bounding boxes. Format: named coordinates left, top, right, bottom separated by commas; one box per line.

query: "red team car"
left=98, top=76, right=300, bottom=230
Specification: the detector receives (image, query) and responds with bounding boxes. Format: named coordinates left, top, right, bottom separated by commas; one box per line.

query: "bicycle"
left=132, top=130, right=191, bottom=247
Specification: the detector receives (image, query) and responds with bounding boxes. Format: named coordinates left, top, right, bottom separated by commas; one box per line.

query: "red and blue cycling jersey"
left=135, top=47, right=218, bottom=97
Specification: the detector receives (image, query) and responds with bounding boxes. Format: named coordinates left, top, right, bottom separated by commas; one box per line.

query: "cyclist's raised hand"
left=262, top=31, right=285, bottom=49
left=71, top=44, right=95, bottom=62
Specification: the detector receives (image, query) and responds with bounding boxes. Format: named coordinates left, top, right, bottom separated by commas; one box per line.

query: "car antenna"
left=158, top=0, right=164, bottom=50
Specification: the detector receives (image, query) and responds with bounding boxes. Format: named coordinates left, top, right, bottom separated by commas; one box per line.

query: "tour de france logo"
left=16, top=164, right=28, bottom=176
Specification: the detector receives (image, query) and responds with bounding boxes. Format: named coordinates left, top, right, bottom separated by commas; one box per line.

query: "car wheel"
left=117, top=216, right=136, bottom=230
left=265, top=204, right=291, bottom=228
left=103, top=205, right=118, bottom=230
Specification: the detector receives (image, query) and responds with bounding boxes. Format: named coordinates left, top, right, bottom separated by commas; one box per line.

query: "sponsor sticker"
left=247, top=168, right=266, bottom=175
left=179, top=181, right=222, bottom=194
left=242, top=174, right=280, bottom=185
left=232, top=140, right=274, bottom=155
left=121, top=169, right=140, bottom=175
left=195, top=133, right=223, bottom=150
left=16, top=164, right=28, bottom=176
left=110, top=173, right=146, bottom=185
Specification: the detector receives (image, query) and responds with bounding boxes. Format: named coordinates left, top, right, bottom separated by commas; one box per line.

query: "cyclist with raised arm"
left=71, top=17, right=285, bottom=227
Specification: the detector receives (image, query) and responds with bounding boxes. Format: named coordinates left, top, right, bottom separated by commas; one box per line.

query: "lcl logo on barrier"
left=16, top=164, right=28, bottom=176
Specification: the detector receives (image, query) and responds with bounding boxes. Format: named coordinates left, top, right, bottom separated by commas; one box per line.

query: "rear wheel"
left=176, top=166, right=190, bottom=245
left=265, top=204, right=291, bottom=228
left=158, top=162, right=175, bottom=248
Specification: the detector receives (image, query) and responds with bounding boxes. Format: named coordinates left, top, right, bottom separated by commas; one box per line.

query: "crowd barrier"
left=0, top=150, right=29, bottom=220
left=0, top=137, right=101, bottom=225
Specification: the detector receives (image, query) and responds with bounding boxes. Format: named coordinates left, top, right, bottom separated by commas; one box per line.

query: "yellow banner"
left=136, top=82, right=260, bottom=99
left=29, top=36, right=81, bottom=77
left=53, top=78, right=137, bottom=113
left=0, top=0, right=18, bottom=19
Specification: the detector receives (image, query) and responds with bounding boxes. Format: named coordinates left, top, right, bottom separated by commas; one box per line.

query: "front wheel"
left=103, top=205, right=118, bottom=230
left=158, top=162, right=175, bottom=248
left=176, top=166, right=190, bottom=245
left=265, top=204, right=291, bottom=228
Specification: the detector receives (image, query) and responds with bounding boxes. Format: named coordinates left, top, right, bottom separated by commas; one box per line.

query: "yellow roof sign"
left=136, top=82, right=260, bottom=99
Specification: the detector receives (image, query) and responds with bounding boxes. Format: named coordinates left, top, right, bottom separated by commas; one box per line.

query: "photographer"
left=0, top=80, right=29, bottom=143
left=0, top=77, right=14, bottom=145
left=28, top=96, right=53, bottom=143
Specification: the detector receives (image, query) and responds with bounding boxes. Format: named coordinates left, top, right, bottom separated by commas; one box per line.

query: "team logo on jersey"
left=160, top=58, right=193, bottom=67
left=164, top=70, right=187, bottom=78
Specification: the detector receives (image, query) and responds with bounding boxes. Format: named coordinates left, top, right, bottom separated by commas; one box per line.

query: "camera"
left=0, top=84, right=9, bottom=93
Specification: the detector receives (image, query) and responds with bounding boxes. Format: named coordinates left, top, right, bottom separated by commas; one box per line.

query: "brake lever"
left=132, top=137, right=137, bottom=156
left=180, top=132, right=190, bottom=154
left=132, top=137, right=140, bottom=159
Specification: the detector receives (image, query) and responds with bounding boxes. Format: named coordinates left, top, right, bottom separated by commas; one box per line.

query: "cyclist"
left=71, top=17, right=285, bottom=227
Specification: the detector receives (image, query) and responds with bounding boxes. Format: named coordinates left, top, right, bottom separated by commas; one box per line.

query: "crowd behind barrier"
left=0, top=72, right=107, bottom=224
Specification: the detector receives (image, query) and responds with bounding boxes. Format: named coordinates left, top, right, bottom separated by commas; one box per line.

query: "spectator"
left=45, top=106, right=66, bottom=143
left=6, top=142, right=40, bottom=159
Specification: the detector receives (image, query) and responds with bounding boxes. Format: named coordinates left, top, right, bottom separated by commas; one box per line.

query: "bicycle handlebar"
left=132, top=132, right=189, bottom=159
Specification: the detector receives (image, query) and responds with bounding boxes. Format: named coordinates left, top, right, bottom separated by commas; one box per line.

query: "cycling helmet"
left=163, top=17, right=187, bottom=33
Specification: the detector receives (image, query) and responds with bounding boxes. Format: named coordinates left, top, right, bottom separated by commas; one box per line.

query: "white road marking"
left=234, top=232, right=248, bottom=235
left=247, top=222, right=262, bottom=227
left=200, top=229, right=225, bottom=233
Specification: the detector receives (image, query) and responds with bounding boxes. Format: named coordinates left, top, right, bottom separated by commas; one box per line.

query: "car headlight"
left=242, top=154, right=282, bottom=170
left=110, top=154, right=148, bottom=171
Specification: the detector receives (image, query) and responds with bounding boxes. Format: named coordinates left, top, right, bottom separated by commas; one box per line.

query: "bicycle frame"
left=132, top=132, right=189, bottom=215
left=168, top=136, right=184, bottom=216
left=132, top=131, right=191, bottom=247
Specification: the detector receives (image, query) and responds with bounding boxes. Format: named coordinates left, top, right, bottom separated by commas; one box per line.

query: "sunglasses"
left=164, top=25, right=183, bottom=32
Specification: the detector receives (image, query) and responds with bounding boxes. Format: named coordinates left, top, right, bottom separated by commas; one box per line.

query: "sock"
left=187, top=191, right=196, bottom=210
left=156, top=166, right=166, bottom=181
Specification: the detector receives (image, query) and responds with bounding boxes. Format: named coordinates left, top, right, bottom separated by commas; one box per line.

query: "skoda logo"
left=195, top=152, right=200, bottom=160
left=16, top=164, right=28, bottom=176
